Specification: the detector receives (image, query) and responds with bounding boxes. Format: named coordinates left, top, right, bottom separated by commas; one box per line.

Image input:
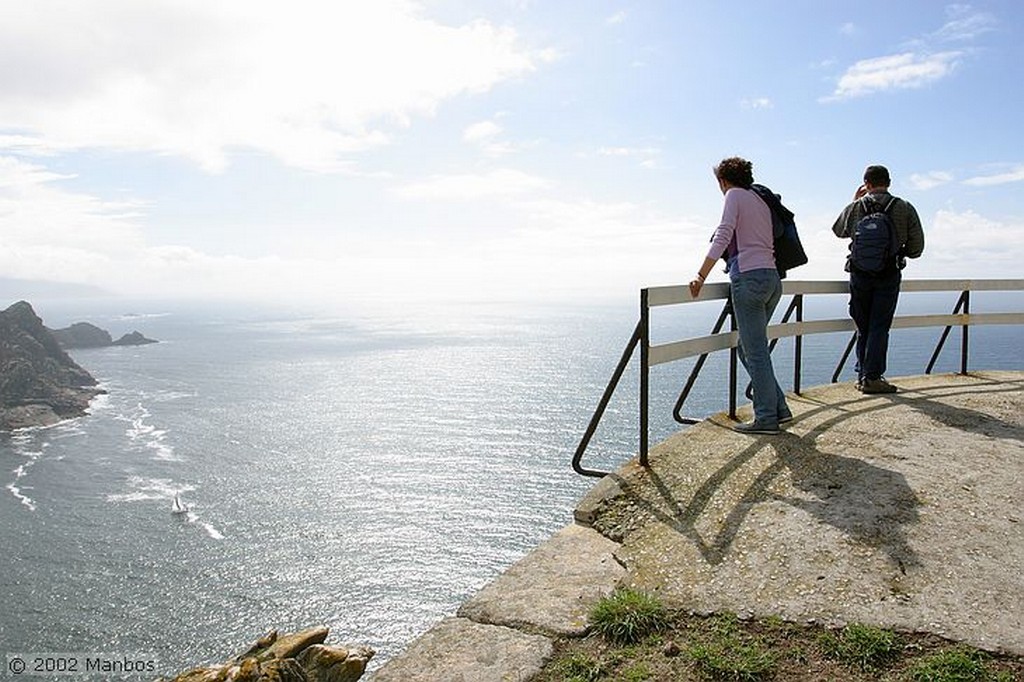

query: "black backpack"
left=749, top=183, right=808, bottom=279
left=849, top=196, right=898, bottom=275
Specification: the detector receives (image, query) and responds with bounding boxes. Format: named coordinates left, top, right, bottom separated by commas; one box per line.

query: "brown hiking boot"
left=861, top=377, right=897, bottom=394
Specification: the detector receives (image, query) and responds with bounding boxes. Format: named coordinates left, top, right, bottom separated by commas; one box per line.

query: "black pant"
left=849, top=269, right=901, bottom=381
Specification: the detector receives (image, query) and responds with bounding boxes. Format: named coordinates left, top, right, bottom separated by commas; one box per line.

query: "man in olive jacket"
left=833, top=165, right=925, bottom=394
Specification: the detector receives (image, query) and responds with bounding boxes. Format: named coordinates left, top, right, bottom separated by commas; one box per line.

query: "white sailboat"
left=171, top=493, right=189, bottom=515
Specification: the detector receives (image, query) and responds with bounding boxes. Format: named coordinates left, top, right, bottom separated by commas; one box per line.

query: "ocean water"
left=1, top=294, right=1019, bottom=678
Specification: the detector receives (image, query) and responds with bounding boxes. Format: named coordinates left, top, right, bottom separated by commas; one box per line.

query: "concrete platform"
left=370, top=371, right=1024, bottom=680
left=580, top=370, right=1024, bottom=654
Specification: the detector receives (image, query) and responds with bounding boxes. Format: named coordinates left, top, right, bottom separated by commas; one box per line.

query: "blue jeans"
left=730, top=268, right=789, bottom=425
left=849, top=269, right=901, bottom=381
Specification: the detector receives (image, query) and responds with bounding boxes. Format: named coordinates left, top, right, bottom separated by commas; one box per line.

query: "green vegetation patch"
left=688, top=639, right=776, bottom=681
left=907, top=645, right=1011, bottom=681
left=590, top=588, right=669, bottom=645
left=532, top=610, right=1024, bottom=682
left=819, top=622, right=901, bottom=672
left=555, top=652, right=605, bottom=682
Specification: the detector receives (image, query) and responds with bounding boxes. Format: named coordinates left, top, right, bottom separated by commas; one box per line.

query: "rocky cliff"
left=0, top=301, right=104, bottom=430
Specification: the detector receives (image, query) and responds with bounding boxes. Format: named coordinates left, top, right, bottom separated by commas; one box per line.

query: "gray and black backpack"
left=849, top=196, right=899, bottom=274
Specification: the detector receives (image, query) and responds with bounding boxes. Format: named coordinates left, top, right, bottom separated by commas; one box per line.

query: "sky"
left=1, top=0, right=1023, bottom=308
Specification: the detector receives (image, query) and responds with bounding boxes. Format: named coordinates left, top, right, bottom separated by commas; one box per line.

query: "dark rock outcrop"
left=48, top=322, right=112, bottom=348
left=160, top=626, right=374, bottom=682
left=49, top=321, right=157, bottom=348
left=0, top=301, right=105, bottom=430
left=111, top=330, right=158, bottom=346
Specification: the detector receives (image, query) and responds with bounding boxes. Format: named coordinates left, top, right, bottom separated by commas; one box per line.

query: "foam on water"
left=120, top=402, right=180, bottom=461
left=4, top=432, right=46, bottom=511
left=105, top=475, right=191, bottom=502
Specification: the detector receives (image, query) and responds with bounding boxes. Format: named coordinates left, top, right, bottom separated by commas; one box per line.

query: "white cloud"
left=6, top=149, right=1022, bottom=304
left=0, top=0, right=544, bottom=173
left=933, top=6, right=996, bottom=42
left=463, top=120, right=503, bottom=143
left=826, top=51, right=962, bottom=100
left=794, top=206, right=1024, bottom=282
left=462, top=119, right=516, bottom=156
left=963, top=165, right=1024, bottom=187
left=0, top=156, right=145, bottom=288
left=914, top=209, right=1024, bottom=278
left=592, top=146, right=663, bottom=168
left=396, top=168, right=550, bottom=200
left=470, top=196, right=696, bottom=297
left=0, top=150, right=681, bottom=303
left=0, top=154, right=431, bottom=302
left=0, top=135, right=60, bottom=156
left=825, top=6, right=992, bottom=102
left=741, top=98, right=774, bottom=110
left=910, top=171, right=954, bottom=190
left=839, top=22, right=857, bottom=36
left=606, top=11, right=627, bottom=26
left=0, top=157, right=144, bottom=252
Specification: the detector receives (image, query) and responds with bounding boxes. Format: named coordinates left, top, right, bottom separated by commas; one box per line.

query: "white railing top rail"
left=646, top=278, right=1024, bottom=367
left=646, top=278, right=1024, bottom=308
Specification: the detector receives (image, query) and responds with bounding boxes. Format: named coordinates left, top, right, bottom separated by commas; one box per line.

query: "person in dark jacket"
left=832, top=165, right=925, bottom=394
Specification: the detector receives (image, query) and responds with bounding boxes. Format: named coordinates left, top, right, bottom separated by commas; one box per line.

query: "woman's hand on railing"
left=688, top=277, right=704, bottom=298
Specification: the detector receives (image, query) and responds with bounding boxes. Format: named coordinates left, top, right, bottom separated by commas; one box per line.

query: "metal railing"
left=572, top=278, right=1024, bottom=478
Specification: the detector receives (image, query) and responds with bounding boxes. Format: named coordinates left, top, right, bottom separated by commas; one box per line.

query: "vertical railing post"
left=793, top=294, right=804, bottom=395
left=639, top=289, right=650, bottom=466
left=961, top=289, right=970, bottom=375
left=728, top=292, right=738, bottom=420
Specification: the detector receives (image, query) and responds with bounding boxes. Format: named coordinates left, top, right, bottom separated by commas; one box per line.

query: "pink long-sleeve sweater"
left=705, top=187, right=776, bottom=274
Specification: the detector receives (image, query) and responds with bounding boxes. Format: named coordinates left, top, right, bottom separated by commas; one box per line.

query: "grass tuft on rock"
left=688, top=639, right=776, bottom=681
left=907, top=645, right=1011, bottom=681
left=819, top=623, right=901, bottom=672
left=555, top=652, right=605, bottom=682
left=590, top=588, right=668, bottom=645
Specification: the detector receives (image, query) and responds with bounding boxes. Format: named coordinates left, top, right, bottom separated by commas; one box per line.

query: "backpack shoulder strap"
left=860, top=194, right=896, bottom=214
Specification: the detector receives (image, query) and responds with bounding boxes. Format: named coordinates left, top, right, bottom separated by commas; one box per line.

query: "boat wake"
left=107, top=478, right=225, bottom=540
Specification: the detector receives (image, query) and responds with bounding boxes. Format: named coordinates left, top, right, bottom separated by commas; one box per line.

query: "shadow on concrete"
left=891, top=379, right=1024, bottom=443
left=608, top=394, right=923, bottom=572
left=770, top=433, right=921, bottom=573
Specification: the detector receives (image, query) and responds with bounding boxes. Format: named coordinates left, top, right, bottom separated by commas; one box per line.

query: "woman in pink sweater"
left=688, top=157, right=791, bottom=434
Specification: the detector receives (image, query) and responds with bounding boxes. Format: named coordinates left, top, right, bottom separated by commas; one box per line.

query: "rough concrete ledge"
left=369, top=524, right=623, bottom=680
left=458, top=523, right=625, bottom=636
left=368, top=617, right=552, bottom=682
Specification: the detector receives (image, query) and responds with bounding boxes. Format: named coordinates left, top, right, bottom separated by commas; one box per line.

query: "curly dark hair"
left=713, top=157, right=754, bottom=189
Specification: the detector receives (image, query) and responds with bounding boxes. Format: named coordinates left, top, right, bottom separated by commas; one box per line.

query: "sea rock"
left=240, top=627, right=329, bottom=662
left=49, top=321, right=158, bottom=348
left=297, top=644, right=375, bottom=682
left=112, top=330, right=158, bottom=346
left=48, top=321, right=112, bottom=348
left=160, top=627, right=373, bottom=682
left=0, top=301, right=104, bottom=430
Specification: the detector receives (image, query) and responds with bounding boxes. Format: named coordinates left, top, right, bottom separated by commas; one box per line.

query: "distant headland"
left=49, top=321, right=158, bottom=349
left=0, top=300, right=158, bottom=431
